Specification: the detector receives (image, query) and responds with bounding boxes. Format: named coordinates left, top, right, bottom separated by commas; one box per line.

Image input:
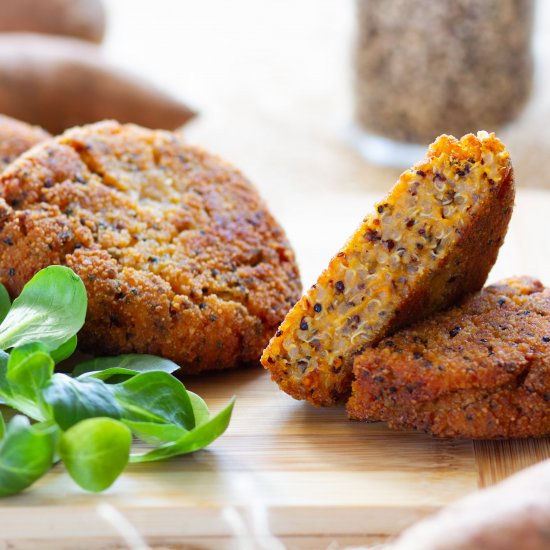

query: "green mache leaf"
left=188, top=391, right=210, bottom=426
left=0, top=411, right=5, bottom=440
left=50, top=335, right=78, bottom=365
left=0, top=284, right=11, bottom=324
left=112, top=371, right=195, bottom=430
left=0, top=266, right=87, bottom=352
left=5, top=343, right=54, bottom=421
left=0, top=350, right=11, bottom=397
left=43, top=374, right=121, bottom=431
left=58, top=417, right=131, bottom=493
left=122, top=420, right=187, bottom=445
left=8, top=343, right=54, bottom=390
left=130, top=396, right=235, bottom=463
left=0, top=416, right=57, bottom=497
left=0, top=348, right=48, bottom=421
left=73, top=354, right=180, bottom=381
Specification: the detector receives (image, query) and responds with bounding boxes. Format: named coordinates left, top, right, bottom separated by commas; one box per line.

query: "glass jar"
left=353, top=0, right=534, bottom=166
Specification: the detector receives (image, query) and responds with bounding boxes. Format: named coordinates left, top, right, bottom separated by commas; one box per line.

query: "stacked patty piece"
left=263, top=131, right=549, bottom=438
left=0, top=120, right=301, bottom=373
left=348, top=276, right=550, bottom=438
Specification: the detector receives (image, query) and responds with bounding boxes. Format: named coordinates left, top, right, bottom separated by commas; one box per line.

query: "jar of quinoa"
left=353, top=0, right=534, bottom=166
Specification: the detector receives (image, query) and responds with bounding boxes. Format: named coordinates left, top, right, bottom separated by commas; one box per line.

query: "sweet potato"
left=0, top=34, right=196, bottom=134
left=0, top=0, right=106, bottom=44
left=387, top=459, right=550, bottom=550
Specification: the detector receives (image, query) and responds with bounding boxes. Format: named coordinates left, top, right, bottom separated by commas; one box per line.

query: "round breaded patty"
left=0, top=121, right=301, bottom=373
left=348, top=277, right=550, bottom=438
left=0, top=114, right=50, bottom=171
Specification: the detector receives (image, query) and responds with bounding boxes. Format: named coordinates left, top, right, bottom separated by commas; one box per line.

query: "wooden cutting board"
left=0, top=190, right=548, bottom=550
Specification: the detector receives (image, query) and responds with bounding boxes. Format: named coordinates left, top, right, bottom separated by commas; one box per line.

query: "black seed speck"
left=276, top=330, right=283, bottom=337
left=364, top=229, right=380, bottom=242
left=310, top=339, right=321, bottom=351
left=8, top=267, right=15, bottom=277
left=449, top=326, right=461, bottom=338
left=406, top=219, right=415, bottom=228
left=335, top=281, right=345, bottom=293
left=457, top=170, right=466, bottom=177
left=314, top=303, right=322, bottom=313
left=2, top=236, right=13, bottom=246
left=209, top=314, right=218, bottom=321
left=373, top=375, right=384, bottom=383
left=385, top=239, right=395, bottom=251
left=110, top=314, right=122, bottom=327
left=542, top=336, right=550, bottom=343
left=416, top=170, right=426, bottom=177
left=199, top=302, right=207, bottom=309
left=413, top=352, right=422, bottom=360
left=377, top=205, right=384, bottom=213
left=300, top=319, right=309, bottom=331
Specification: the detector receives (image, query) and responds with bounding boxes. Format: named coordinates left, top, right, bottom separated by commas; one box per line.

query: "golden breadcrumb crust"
left=348, top=277, right=550, bottom=438
left=0, top=114, right=50, bottom=171
left=262, top=132, right=514, bottom=406
left=0, top=121, right=301, bottom=373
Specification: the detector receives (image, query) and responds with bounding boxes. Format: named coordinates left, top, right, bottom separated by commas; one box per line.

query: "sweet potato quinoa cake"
left=0, top=114, right=49, bottom=170
left=348, top=277, right=550, bottom=438
left=262, top=132, right=514, bottom=406
left=0, top=121, right=301, bottom=373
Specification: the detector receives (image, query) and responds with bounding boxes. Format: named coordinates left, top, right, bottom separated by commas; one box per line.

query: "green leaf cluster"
left=0, top=266, right=235, bottom=496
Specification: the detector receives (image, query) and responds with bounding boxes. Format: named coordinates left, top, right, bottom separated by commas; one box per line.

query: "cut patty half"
left=262, top=132, right=514, bottom=406
left=0, top=121, right=301, bottom=373
left=0, top=114, right=50, bottom=171
left=347, top=277, right=550, bottom=438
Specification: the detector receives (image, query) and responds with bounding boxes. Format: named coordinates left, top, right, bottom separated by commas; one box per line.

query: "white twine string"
left=97, top=502, right=151, bottom=550
left=221, top=474, right=285, bottom=550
